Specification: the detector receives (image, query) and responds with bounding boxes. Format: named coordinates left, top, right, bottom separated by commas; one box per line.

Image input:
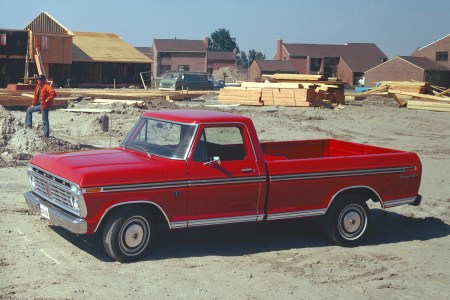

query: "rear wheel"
left=323, top=195, right=369, bottom=246
left=102, top=207, right=154, bottom=262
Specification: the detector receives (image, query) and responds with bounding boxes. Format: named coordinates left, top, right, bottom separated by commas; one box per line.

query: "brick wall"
left=248, top=63, right=261, bottom=82
left=412, top=35, right=450, bottom=69
left=365, top=57, right=423, bottom=87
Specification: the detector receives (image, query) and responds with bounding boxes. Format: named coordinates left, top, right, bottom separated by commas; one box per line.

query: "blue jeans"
left=25, top=105, right=50, bottom=137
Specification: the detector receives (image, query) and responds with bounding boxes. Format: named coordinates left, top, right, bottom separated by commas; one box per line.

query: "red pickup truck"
left=24, top=110, right=422, bottom=262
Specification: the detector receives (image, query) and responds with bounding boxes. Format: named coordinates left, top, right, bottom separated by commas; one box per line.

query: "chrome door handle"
left=242, top=168, right=254, bottom=173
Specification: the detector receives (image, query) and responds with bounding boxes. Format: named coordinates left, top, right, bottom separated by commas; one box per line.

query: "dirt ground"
left=1, top=93, right=449, bottom=299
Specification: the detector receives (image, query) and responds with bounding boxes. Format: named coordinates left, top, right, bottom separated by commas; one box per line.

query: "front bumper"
left=24, top=191, right=87, bottom=234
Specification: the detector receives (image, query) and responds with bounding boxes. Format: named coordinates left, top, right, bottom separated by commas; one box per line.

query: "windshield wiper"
left=133, top=145, right=152, bottom=158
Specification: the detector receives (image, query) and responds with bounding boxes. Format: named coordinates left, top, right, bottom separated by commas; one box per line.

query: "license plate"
left=40, top=204, right=50, bottom=220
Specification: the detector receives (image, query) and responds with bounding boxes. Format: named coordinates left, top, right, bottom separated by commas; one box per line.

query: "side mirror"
left=204, top=156, right=221, bottom=166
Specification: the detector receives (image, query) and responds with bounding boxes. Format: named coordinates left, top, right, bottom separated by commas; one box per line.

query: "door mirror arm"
left=204, top=156, right=221, bottom=166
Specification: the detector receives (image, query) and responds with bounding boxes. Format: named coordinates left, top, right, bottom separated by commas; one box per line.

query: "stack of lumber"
left=348, top=82, right=450, bottom=111
left=378, top=81, right=430, bottom=94
left=218, top=87, right=264, bottom=106
left=395, top=91, right=450, bottom=112
left=219, top=74, right=345, bottom=107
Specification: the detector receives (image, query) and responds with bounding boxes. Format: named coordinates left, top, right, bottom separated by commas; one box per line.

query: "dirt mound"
left=0, top=105, right=92, bottom=167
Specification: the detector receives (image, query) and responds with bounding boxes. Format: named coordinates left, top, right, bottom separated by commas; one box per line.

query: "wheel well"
left=327, top=187, right=382, bottom=210
left=96, top=202, right=170, bottom=233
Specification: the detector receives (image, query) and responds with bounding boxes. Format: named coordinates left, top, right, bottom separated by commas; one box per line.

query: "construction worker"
left=25, top=75, right=56, bottom=138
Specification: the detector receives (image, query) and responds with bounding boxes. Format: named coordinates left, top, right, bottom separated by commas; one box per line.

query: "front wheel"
left=323, top=195, right=370, bottom=247
left=103, top=207, right=155, bottom=262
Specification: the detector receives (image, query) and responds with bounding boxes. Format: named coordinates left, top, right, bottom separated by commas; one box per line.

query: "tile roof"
left=153, top=39, right=206, bottom=52
left=254, top=60, right=297, bottom=72
left=283, top=43, right=387, bottom=72
left=399, top=56, right=450, bottom=71
left=136, top=47, right=154, bottom=59
left=415, top=34, right=450, bottom=52
left=72, top=32, right=152, bottom=63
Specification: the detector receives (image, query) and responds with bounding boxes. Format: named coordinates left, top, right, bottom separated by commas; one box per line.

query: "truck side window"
left=193, top=127, right=246, bottom=162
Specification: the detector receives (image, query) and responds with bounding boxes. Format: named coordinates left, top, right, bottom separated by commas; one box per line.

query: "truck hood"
left=30, top=148, right=171, bottom=187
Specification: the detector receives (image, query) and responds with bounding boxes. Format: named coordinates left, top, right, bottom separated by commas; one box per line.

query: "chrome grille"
left=30, top=166, right=77, bottom=214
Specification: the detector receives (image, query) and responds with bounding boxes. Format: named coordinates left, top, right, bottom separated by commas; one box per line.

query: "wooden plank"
left=389, top=90, right=450, bottom=102
left=240, top=82, right=301, bottom=89
left=0, top=98, right=68, bottom=107
left=407, top=99, right=450, bottom=112
left=436, top=87, right=450, bottom=97
left=361, top=85, right=389, bottom=94
left=388, top=93, right=407, bottom=107
left=219, top=100, right=263, bottom=106
left=379, top=81, right=429, bottom=86
left=273, top=98, right=296, bottom=106
left=61, top=108, right=112, bottom=113
left=272, top=73, right=327, bottom=81
left=93, top=99, right=145, bottom=104
left=294, top=89, right=315, bottom=102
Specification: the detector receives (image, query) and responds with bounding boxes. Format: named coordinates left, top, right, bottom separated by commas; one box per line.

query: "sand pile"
left=0, top=105, right=92, bottom=167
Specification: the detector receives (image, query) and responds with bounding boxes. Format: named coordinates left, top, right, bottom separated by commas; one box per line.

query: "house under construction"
left=0, top=12, right=152, bottom=88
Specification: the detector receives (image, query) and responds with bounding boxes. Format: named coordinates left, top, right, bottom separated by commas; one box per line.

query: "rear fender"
left=326, top=186, right=383, bottom=212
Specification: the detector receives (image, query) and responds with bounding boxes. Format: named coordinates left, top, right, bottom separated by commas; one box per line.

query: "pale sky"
left=1, top=0, right=449, bottom=58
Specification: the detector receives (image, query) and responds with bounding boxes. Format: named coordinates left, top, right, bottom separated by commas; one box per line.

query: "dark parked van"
left=159, top=72, right=213, bottom=90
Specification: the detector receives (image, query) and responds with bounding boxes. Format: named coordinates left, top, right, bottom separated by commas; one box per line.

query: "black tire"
left=102, top=207, right=154, bottom=262
left=323, top=195, right=370, bottom=247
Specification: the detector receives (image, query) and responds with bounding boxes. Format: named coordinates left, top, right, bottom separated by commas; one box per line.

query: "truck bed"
left=260, top=139, right=422, bottom=218
left=261, top=139, right=402, bottom=161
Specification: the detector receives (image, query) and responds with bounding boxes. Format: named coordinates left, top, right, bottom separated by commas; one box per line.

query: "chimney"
left=277, top=39, right=283, bottom=60
left=204, top=37, right=209, bottom=49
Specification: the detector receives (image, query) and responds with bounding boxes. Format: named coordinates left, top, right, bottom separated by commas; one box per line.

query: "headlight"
left=28, top=175, right=36, bottom=190
left=70, top=185, right=81, bottom=196
left=69, top=185, right=81, bottom=212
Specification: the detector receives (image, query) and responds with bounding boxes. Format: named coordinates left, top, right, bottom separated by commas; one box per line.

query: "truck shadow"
left=51, top=209, right=450, bottom=262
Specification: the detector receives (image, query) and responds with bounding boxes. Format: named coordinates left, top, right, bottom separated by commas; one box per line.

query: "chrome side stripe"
left=96, top=176, right=263, bottom=193
left=188, top=176, right=264, bottom=187
left=170, top=221, right=188, bottom=229
left=188, top=215, right=257, bottom=227
left=267, top=208, right=327, bottom=221
left=101, top=181, right=187, bottom=192
left=270, top=166, right=412, bottom=182
left=383, top=197, right=416, bottom=208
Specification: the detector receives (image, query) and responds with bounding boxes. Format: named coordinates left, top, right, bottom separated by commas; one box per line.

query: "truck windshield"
left=122, top=117, right=197, bottom=159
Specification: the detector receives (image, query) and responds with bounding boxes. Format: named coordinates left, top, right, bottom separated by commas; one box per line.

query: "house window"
left=436, top=51, right=448, bottom=61
left=178, top=65, right=189, bottom=71
left=160, top=65, right=171, bottom=74
left=310, top=58, right=321, bottom=72
left=33, top=35, right=49, bottom=51
left=0, top=34, right=6, bottom=46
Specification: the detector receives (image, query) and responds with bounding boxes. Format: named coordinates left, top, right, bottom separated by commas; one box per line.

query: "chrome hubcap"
left=342, top=211, right=361, bottom=233
left=124, top=224, right=144, bottom=248
left=338, top=204, right=366, bottom=240
left=119, top=216, right=150, bottom=255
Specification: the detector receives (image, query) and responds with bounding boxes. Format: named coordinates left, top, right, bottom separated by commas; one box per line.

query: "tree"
left=248, top=49, right=266, bottom=66
left=237, top=49, right=266, bottom=69
left=237, top=51, right=249, bottom=69
left=208, top=28, right=239, bottom=53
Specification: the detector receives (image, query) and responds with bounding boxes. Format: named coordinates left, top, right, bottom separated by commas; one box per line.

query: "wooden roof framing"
left=25, top=11, right=74, bottom=36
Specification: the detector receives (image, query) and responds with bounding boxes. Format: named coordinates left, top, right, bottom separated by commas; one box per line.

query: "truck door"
left=186, top=124, right=263, bottom=226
